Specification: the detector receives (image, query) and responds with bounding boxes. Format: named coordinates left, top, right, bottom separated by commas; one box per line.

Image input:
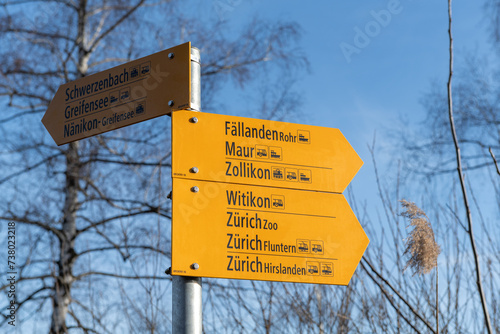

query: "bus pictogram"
left=297, top=130, right=310, bottom=144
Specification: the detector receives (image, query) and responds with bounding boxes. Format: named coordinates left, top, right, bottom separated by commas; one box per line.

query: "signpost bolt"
left=168, top=100, right=175, bottom=107
left=190, top=167, right=199, bottom=173
left=191, top=263, right=200, bottom=270
left=191, top=186, right=199, bottom=193
left=168, top=52, right=175, bottom=59
left=189, top=117, right=198, bottom=123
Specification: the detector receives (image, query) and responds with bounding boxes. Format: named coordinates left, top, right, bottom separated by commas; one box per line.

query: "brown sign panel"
left=43, top=42, right=191, bottom=145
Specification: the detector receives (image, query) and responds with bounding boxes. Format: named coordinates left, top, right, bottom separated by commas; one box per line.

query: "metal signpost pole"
left=172, top=276, right=202, bottom=333
left=172, top=46, right=202, bottom=334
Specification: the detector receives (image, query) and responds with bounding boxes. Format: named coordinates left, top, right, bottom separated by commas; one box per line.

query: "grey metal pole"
left=171, top=46, right=202, bottom=334
left=172, top=276, right=202, bottom=333
left=189, top=47, right=201, bottom=112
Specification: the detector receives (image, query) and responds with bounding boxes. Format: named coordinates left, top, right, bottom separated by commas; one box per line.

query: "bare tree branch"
left=87, top=0, right=146, bottom=54
left=447, top=2, right=493, bottom=332
left=489, top=147, right=500, bottom=176
left=361, top=258, right=436, bottom=333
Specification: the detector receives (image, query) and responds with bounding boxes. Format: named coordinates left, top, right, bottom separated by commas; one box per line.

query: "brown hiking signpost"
left=42, top=41, right=369, bottom=333
left=42, top=42, right=192, bottom=146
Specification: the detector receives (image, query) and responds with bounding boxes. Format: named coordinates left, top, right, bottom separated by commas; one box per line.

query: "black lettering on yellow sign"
left=226, top=190, right=271, bottom=208
left=226, top=211, right=278, bottom=230
left=226, top=234, right=296, bottom=253
left=227, top=255, right=263, bottom=272
left=225, top=161, right=271, bottom=180
left=225, top=141, right=255, bottom=158
left=224, top=121, right=298, bottom=143
left=263, top=262, right=307, bottom=276
left=263, top=240, right=296, bottom=253
left=227, top=234, right=263, bottom=251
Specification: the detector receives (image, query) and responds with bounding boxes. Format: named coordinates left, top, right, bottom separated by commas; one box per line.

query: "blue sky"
left=1, top=2, right=494, bottom=331
left=0, top=0, right=493, bottom=330
left=197, top=0, right=492, bottom=208
left=195, top=3, right=498, bottom=330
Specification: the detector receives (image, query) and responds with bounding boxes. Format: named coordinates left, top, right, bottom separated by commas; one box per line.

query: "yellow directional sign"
left=171, top=178, right=369, bottom=285
left=172, top=110, right=363, bottom=193
left=43, top=42, right=192, bottom=145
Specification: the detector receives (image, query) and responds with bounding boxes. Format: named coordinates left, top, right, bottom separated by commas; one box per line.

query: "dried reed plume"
left=400, top=200, right=441, bottom=276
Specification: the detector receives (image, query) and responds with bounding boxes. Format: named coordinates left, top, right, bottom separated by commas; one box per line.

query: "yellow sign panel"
left=171, top=179, right=369, bottom=285
left=43, top=42, right=192, bottom=145
left=172, top=110, right=363, bottom=193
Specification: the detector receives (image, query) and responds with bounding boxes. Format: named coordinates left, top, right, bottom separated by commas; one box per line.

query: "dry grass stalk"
left=400, top=200, right=441, bottom=276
